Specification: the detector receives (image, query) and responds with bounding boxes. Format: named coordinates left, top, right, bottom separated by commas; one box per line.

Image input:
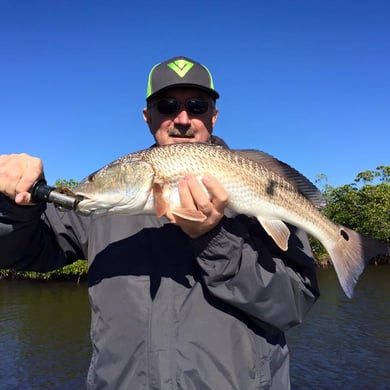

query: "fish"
left=71, top=142, right=389, bottom=298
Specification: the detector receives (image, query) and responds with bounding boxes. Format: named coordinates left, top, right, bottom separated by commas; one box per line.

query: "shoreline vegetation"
left=0, top=260, right=88, bottom=283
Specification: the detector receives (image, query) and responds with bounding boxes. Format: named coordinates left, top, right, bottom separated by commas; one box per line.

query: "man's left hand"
left=167, top=174, right=228, bottom=238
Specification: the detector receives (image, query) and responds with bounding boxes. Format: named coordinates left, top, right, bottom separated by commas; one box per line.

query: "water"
left=0, top=281, right=91, bottom=389
left=288, top=267, right=390, bottom=390
left=0, top=267, right=389, bottom=390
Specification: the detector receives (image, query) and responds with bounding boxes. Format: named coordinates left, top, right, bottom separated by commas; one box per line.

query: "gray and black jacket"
left=0, top=137, right=319, bottom=390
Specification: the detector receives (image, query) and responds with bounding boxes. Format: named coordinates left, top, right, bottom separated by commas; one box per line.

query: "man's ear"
left=211, top=108, right=219, bottom=128
left=142, top=107, right=150, bottom=124
left=143, top=108, right=151, bottom=125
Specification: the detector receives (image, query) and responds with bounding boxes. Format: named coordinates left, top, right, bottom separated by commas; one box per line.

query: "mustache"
left=167, top=127, right=196, bottom=138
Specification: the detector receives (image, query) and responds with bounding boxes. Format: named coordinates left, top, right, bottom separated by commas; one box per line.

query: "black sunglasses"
left=151, top=98, right=212, bottom=116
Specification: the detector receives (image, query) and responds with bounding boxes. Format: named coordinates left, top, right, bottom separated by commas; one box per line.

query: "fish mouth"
left=62, top=190, right=90, bottom=207
left=63, top=188, right=95, bottom=214
left=73, top=195, right=96, bottom=215
left=73, top=192, right=129, bottom=215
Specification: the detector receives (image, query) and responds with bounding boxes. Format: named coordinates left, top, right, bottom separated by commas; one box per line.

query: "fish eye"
left=88, top=174, right=96, bottom=182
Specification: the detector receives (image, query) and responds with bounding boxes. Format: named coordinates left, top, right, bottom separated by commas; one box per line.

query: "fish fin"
left=258, top=218, right=291, bottom=251
left=326, top=226, right=390, bottom=298
left=235, top=149, right=326, bottom=208
left=171, top=207, right=207, bottom=222
left=153, top=183, right=168, bottom=217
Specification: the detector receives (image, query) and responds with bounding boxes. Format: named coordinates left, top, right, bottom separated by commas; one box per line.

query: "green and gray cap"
left=146, top=56, right=219, bottom=101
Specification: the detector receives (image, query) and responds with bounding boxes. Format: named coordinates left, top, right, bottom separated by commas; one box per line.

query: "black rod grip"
left=30, top=179, right=55, bottom=203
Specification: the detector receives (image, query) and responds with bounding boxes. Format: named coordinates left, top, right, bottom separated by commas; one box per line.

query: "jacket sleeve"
left=192, top=214, right=320, bottom=333
left=0, top=193, right=88, bottom=272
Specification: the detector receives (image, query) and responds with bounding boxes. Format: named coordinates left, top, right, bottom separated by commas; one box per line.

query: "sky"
left=1, top=0, right=389, bottom=189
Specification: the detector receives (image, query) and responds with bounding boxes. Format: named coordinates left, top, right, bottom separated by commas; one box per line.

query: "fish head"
left=73, top=160, right=155, bottom=215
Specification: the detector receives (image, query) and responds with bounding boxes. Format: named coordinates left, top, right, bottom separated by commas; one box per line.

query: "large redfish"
left=71, top=143, right=389, bottom=298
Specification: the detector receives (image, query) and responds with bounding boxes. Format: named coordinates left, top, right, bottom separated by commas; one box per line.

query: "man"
left=0, top=56, right=319, bottom=389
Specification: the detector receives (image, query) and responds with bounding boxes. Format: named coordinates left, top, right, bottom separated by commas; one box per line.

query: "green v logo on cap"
left=146, top=56, right=219, bottom=100
left=167, top=59, right=194, bottom=78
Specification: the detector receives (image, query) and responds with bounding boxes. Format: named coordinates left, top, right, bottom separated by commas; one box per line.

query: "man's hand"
left=167, top=174, right=228, bottom=238
left=0, top=153, right=44, bottom=205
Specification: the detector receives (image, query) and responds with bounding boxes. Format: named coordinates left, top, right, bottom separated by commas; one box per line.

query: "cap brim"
left=147, top=83, right=219, bottom=101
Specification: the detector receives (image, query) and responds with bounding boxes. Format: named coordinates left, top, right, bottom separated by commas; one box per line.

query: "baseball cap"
left=146, top=56, right=219, bottom=101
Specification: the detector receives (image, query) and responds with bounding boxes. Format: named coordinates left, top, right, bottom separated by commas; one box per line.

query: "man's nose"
left=173, top=109, right=191, bottom=125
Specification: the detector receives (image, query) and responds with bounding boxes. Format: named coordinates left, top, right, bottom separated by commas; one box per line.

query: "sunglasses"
left=151, top=98, right=212, bottom=116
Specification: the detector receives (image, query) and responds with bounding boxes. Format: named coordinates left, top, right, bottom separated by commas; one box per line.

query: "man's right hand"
left=0, top=153, right=44, bottom=205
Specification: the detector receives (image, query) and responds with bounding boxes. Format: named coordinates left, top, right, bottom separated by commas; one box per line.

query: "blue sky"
left=1, top=1, right=389, bottom=189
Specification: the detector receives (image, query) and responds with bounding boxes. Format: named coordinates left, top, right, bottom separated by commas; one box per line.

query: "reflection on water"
left=0, top=267, right=389, bottom=389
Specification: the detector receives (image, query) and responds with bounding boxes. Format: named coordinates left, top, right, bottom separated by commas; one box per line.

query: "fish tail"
left=329, top=226, right=389, bottom=298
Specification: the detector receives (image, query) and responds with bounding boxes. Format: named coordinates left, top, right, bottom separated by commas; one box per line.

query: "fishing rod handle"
left=30, top=179, right=55, bottom=203
left=30, top=179, right=78, bottom=210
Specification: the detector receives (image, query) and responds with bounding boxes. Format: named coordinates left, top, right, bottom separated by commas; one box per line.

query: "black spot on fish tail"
left=340, top=229, right=349, bottom=241
left=328, top=226, right=389, bottom=298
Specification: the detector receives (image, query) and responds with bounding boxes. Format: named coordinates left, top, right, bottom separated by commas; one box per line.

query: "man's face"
left=143, top=87, right=218, bottom=146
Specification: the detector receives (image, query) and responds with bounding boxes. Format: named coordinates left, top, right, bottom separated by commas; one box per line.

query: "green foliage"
left=47, top=260, right=88, bottom=282
left=311, top=166, right=390, bottom=263
left=54, top=178, right=79, bottom=188
left=322, top=167, right=390, bottom=243
left=0, top=260, right=88, bottom=282
left=323, top=184, right=362, bottom=229
left=354, top=165, right=390, bottom=184
left=308, top=236, right=328, bottom=265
